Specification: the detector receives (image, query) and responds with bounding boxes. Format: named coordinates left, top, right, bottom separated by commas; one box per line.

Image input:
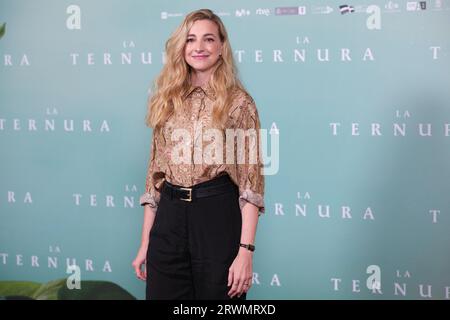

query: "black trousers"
left=145, top=174, right=246, bottom=300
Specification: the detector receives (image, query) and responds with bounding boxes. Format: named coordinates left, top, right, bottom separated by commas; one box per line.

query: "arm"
left=240, top=202, right=259, bottom=246
left=132, top=205, right=156, bottom=281
left=228, top=96, right=265, bottom=298
left=140, top=205, right=156, bottom=249
left=133, top=130, right=163, bottom=281
left=139, top=130, right=162, bottom=209
left=227, top=202, right=259, bottom=298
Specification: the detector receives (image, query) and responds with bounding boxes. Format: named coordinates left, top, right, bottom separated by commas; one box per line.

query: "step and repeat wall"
left=1, top=0, right=449, bottom=300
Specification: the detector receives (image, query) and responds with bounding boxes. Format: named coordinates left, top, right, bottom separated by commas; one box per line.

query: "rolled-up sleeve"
left=140, top=131, right=164, bottom=209
left=235, top=96, right=265, bottom=215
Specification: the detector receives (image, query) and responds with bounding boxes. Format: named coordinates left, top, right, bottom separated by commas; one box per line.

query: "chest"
left=162, top=97, right=215, bottom=144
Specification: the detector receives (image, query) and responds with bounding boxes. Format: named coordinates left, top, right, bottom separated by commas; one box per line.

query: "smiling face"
left=184, top=19, right=223, bottom=75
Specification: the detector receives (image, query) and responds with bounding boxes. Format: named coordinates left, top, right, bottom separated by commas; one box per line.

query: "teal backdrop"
left=1, top=0, right=450, bottom=300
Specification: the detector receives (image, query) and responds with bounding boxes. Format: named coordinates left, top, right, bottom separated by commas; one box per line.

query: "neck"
left=190, top=68, right=215, bottom=87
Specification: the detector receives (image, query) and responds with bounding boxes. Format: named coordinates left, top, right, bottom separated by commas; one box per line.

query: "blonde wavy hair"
left=145, top=9, right=248, bottom=131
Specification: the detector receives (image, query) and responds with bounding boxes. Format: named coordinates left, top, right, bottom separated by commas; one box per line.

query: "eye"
left=186, top=38, right=194, bottom=43
left=206, top=38, right=214, bottom=42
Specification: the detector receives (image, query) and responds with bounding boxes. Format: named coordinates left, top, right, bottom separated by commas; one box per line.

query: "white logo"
left=255, top=8, right=271, bottom=16
left=66, top=264, right=81, bottom=290
left=0, top=245, right=113, bottom=273
left=235, top=9, right=251, bottom=17
left=66, top=5, right=81, bottom=30
left=332, top=268, right=450, bottom=298
left=311, top=6, right=334, bottom=14
left=407, top=1, right=419, bottom=10
left=0, top=108, right=111, bottom=133
left=168, top=123, right=279, bottom=176
left=429, top=209, right=441, bottom=223
left=430, top=46, right=441, bottom=59
left=216, top=12, right=231, bottom=17
left=385, top=1, right=400, bottom=11
left=366, top=5, right=381, bottom=30
left=367, top=265, right=381, bottom=290
left=274, top=191, right=376, bottom=221
left=407, top=1, right=427, bottom=11
left=3, top=191, right=33, bottom=204
left=160, top=11, right=183, bottom=20
left=2, top=54, right=30, bottom=66
left=329, top=109, right=450, bottom=137
left=72, top=184, right=142, bottom=208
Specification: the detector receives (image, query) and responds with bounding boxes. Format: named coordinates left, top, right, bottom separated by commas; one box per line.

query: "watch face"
left=240, top=243, right=255, bottom=251
left=246, top=244, right=254, bottom=250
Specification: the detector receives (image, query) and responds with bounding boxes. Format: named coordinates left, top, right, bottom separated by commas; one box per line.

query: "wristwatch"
left=239, top=243, right=255, bottom=252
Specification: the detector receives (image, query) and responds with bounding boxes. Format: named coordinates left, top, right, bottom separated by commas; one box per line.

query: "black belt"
left=161, top=175, right=237, bottom=202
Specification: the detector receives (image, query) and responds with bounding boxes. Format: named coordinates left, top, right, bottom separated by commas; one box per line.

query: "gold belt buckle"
left=179, top=187, right=192, bottom=202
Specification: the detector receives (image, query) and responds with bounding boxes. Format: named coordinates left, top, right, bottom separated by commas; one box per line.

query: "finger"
left=228, top=280, right=239, bottom=297
left=231, top=279, right=242, bottom=298
left=236, top=279, right=245, bottom=297
left=227, top=270, right=235, bottom=295
left=136, top=272, right=142, bottom=280
left=240, top=278, right=251, bottom=294
left=142, top=262, right=147, bottom=280
left=228, top=282, right=237, bottom=297
left=136, top=270, right=143, bottom=280
left=227, top=268, right=233, bottom=287
left=134, top=264, right=141, bottom=278
left=246, top=278, right=252, bottom=290
left=135, top=262, right=146, bottom=281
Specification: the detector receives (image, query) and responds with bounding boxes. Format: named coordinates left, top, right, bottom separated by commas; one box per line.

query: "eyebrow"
left=187, top=33, right=217, bottom=38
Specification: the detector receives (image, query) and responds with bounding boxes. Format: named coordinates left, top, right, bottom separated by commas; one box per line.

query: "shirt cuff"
left=239, top=189, right=265, bottom=215
left=139, top=192, right=158, bottom=208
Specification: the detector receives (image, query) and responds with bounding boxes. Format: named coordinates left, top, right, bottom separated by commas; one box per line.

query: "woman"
left=132, top=8, right=265, bottom=300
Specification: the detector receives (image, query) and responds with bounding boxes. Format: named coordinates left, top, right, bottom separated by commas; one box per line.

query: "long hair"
left=145, top=9, right=248, bottom=131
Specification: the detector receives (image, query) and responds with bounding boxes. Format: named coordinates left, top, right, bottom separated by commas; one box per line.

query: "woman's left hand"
left=227, top=247, right=253, bottom=298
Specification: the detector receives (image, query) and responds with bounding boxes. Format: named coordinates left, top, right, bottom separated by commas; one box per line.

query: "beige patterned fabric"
left=140, top=82, right=265, bottom=214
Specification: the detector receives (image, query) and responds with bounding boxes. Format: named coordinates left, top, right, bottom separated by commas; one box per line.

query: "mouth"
left=192, top=55, right=209, bottom=59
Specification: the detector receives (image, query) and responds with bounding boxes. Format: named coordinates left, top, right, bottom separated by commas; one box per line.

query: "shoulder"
left=232, top=87, right=255, bottom=105
left=227, top=87, right=261, bottom=128
left=229, top=87, right=257, bottom=117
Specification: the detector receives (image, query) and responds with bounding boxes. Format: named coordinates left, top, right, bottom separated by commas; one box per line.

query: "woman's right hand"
left=132, top=246, right=148, bottom=281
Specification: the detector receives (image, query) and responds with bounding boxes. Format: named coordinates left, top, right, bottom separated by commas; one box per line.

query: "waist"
left=162, top=174, right=237, bottom=202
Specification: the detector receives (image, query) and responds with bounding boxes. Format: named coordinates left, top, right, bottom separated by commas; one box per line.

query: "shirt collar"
left=183, top=81, right=216, bottom=100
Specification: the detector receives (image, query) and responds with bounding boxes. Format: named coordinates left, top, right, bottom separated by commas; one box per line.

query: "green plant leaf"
left=0, top=281, right=41, bottom=298
left=0, top=23, right=5, bottom=39
left=58, top=280, right=136, bottom=300
left=32, top=279, right=67, bottom=300
left=0, top=279, right=136, bottom=300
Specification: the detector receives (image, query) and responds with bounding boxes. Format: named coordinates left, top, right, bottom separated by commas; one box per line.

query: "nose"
left=195, top=43, right=205, bottom=52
